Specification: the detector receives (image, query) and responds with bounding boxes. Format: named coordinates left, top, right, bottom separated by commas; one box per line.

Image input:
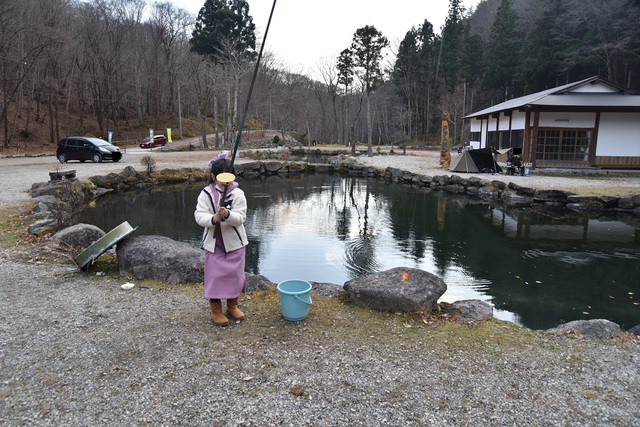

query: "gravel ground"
left=0, top=259, right=638, bottom=426
left=1, top=146, right=639, bottom=426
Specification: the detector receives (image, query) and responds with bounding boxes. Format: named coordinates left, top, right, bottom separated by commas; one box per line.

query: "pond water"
left=77, top=174, right=640, bottom=330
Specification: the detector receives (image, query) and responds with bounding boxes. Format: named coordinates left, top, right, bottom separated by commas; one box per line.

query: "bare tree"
left=0, top=0, right=55, bottom=147
left=317, top=58, right=341, bottom=144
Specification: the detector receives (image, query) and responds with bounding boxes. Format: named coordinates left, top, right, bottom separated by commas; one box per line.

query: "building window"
left=487, top=130, right=524, bottom=149
left=469, top=131, right=481, bottom=142
left=536, top=128, right=591, bottom=162
left=510, top=130, right=524, bottom=148
left=499, top=131, right=510, bottom=148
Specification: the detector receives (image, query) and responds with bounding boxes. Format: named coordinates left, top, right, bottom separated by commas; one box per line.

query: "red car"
left=140, top=135, right=167, bottom=148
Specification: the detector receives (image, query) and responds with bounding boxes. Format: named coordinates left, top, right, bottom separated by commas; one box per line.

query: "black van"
left=56, top=137, right=122, bottom=163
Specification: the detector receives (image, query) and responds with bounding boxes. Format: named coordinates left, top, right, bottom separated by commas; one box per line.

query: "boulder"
left=31, top=181, right=60, bottom=198
left=117, top=235, right=203, bottom=283
left=90, top=172, right=125, bottom=190
left=264, top=161, right=284, bottom=174
left=466, top=187, right=479, bottom=196
left=467, top=176, right=486, bottom=187
left=567, top=194, right=600, bottom=204
left=534, top=189, right=573, bottom=204
left=507, top=182, right=535, bottom=195
left=31, top=179, right=84, bottom=200
left=310, top=281, right=345, bottom=297
left=566, top=202, right=604, bottom=213
left=501, top=190, right=534, bottom=207
left=433, top=175, right=449, bottom=187
left=52, top=223, right=105, bottom=249
left=343, top=267, right=446, bottom=313
left=445, top=184, right=466, bottom=194
left=489, top=180, right=506, bottom=191
left=27, top=219, right=57, bottom=236
left=628, top=323, right=640, bottom=336
left=596, top=195, right=619, bottom=208
left=33, top=201, right=50, bottom=214
left=618, top=193, right=640, bottom=209
left=449, top=175, right=468, bottom=186
left=246, top=273, right=275, bottom=292
left=33, top=194, right=57, bottom=208
left=121, top=165, right=144, bottom=179
left=477, top=186, right=499, bottom=200
left=547, top=319, right=621, bottom=339
left=444, top=299, right=494, bottom=321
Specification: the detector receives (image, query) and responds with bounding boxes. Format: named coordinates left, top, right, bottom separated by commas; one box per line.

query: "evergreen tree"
left=190, top=0, right=256, bottom=62
left=392, top=28, right=421, bottom=137
left=482, top=0, right=522, bottom=99
left=350, top=25, right=389, bottom=156
left=438, top=0, right=466, bottom=90
left=522, top=0, right=563, bottom=93
left=350, top=25, right=389, bottom=95
left=521, top=0, right=567, bottom=92
left=416, top=21, right=439, bottom=139
left=336, top=48, right=355, bottom=149
left=337, top=48, right=354, bottom=92
left=392, top=20, right=440, bottom=140
left=459, top=20, right=483, bottom=86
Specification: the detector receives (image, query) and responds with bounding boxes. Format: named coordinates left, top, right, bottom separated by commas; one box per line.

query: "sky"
left=177, top=0, right=482, bottom=79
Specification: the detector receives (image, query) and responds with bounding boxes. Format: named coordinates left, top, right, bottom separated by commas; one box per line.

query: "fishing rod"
left=228, top=0, right=277, bottom=172
left=215, top=0, right=277, bottom=213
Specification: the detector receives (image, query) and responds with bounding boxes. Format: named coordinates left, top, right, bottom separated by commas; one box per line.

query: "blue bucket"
left=277, top=280, right=313, bottom=321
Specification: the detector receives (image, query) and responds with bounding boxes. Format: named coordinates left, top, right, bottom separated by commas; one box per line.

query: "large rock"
left=27, top=219, right=58, bottom=236
left=117, top=235, right=203, bottom=283
left=477, top=186, right=499, bottom=200
left=534, top=189, right=574, bottom=204
left=343, top=267, right=446, bottom=313
left=501, top=190, right=534, bottom=207
left=547, top=319, right=621, bottom=339
left=566, top=202, right=604, bottom=213
left=33, top=194, right=57, bottom=209
left=245, top=273, right=275, bottom=292
left=310, top=281, right=345, bottom=298
left=618, top=193, right=640, bottom=209
left=31, top=179, right=84, bottom=199
left=52, top=223, right=106, bottom=249
left=444, top=299, right=494, bottom=321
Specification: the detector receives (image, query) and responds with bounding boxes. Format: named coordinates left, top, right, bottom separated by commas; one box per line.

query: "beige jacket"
left=194, top=184, right=248, bottom=253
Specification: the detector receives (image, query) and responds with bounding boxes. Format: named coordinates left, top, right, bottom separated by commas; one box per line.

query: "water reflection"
left=78, top=174, right=640, bottom=330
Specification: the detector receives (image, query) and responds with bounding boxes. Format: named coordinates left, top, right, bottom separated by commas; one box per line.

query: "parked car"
left=140, top=135, right=167, bottom=148
left=56, top=136, right=122, bottom=163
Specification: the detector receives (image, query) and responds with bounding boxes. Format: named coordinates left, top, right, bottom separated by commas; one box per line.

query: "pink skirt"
left=203, top=236, right=246, bottom=299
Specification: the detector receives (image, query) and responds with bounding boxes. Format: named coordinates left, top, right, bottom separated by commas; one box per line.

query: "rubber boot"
left=209, top=300, right=229, bottom=326
left=226, top=297, right=245, bottom=321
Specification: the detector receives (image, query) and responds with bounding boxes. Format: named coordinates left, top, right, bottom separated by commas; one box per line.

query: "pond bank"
left=72, top=158, right=640, bottom=217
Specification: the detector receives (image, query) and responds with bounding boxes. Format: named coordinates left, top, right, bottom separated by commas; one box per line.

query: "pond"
left=77, top=174, right=640, bottom=330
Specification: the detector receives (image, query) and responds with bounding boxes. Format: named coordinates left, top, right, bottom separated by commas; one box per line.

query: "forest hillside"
left=1, top=0, right=638, bottom=154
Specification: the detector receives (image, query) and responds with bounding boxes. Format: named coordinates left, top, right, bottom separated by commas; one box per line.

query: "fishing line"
left=228, top=0, right=278, bottom=170
left=217, top=0, right=277, bottom=215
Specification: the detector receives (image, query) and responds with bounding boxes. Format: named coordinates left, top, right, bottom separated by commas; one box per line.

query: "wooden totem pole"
left=439, top=111, right=452, bottom=169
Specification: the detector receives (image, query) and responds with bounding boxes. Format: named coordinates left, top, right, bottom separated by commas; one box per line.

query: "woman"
left=194, top=154, right=249, bottom=326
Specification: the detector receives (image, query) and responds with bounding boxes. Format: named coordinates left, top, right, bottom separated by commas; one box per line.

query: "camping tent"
left=449, top=147, right=502, bottom=173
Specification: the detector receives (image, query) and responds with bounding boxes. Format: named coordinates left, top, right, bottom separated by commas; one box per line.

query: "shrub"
left=141, top=155, right=156, bottom=176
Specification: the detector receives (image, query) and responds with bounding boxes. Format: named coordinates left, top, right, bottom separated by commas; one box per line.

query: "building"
left=464, top=76, right=640, bottom=169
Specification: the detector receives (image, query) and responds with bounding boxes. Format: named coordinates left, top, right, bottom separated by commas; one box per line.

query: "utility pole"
left=177, top=79, right=183, bottom=139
